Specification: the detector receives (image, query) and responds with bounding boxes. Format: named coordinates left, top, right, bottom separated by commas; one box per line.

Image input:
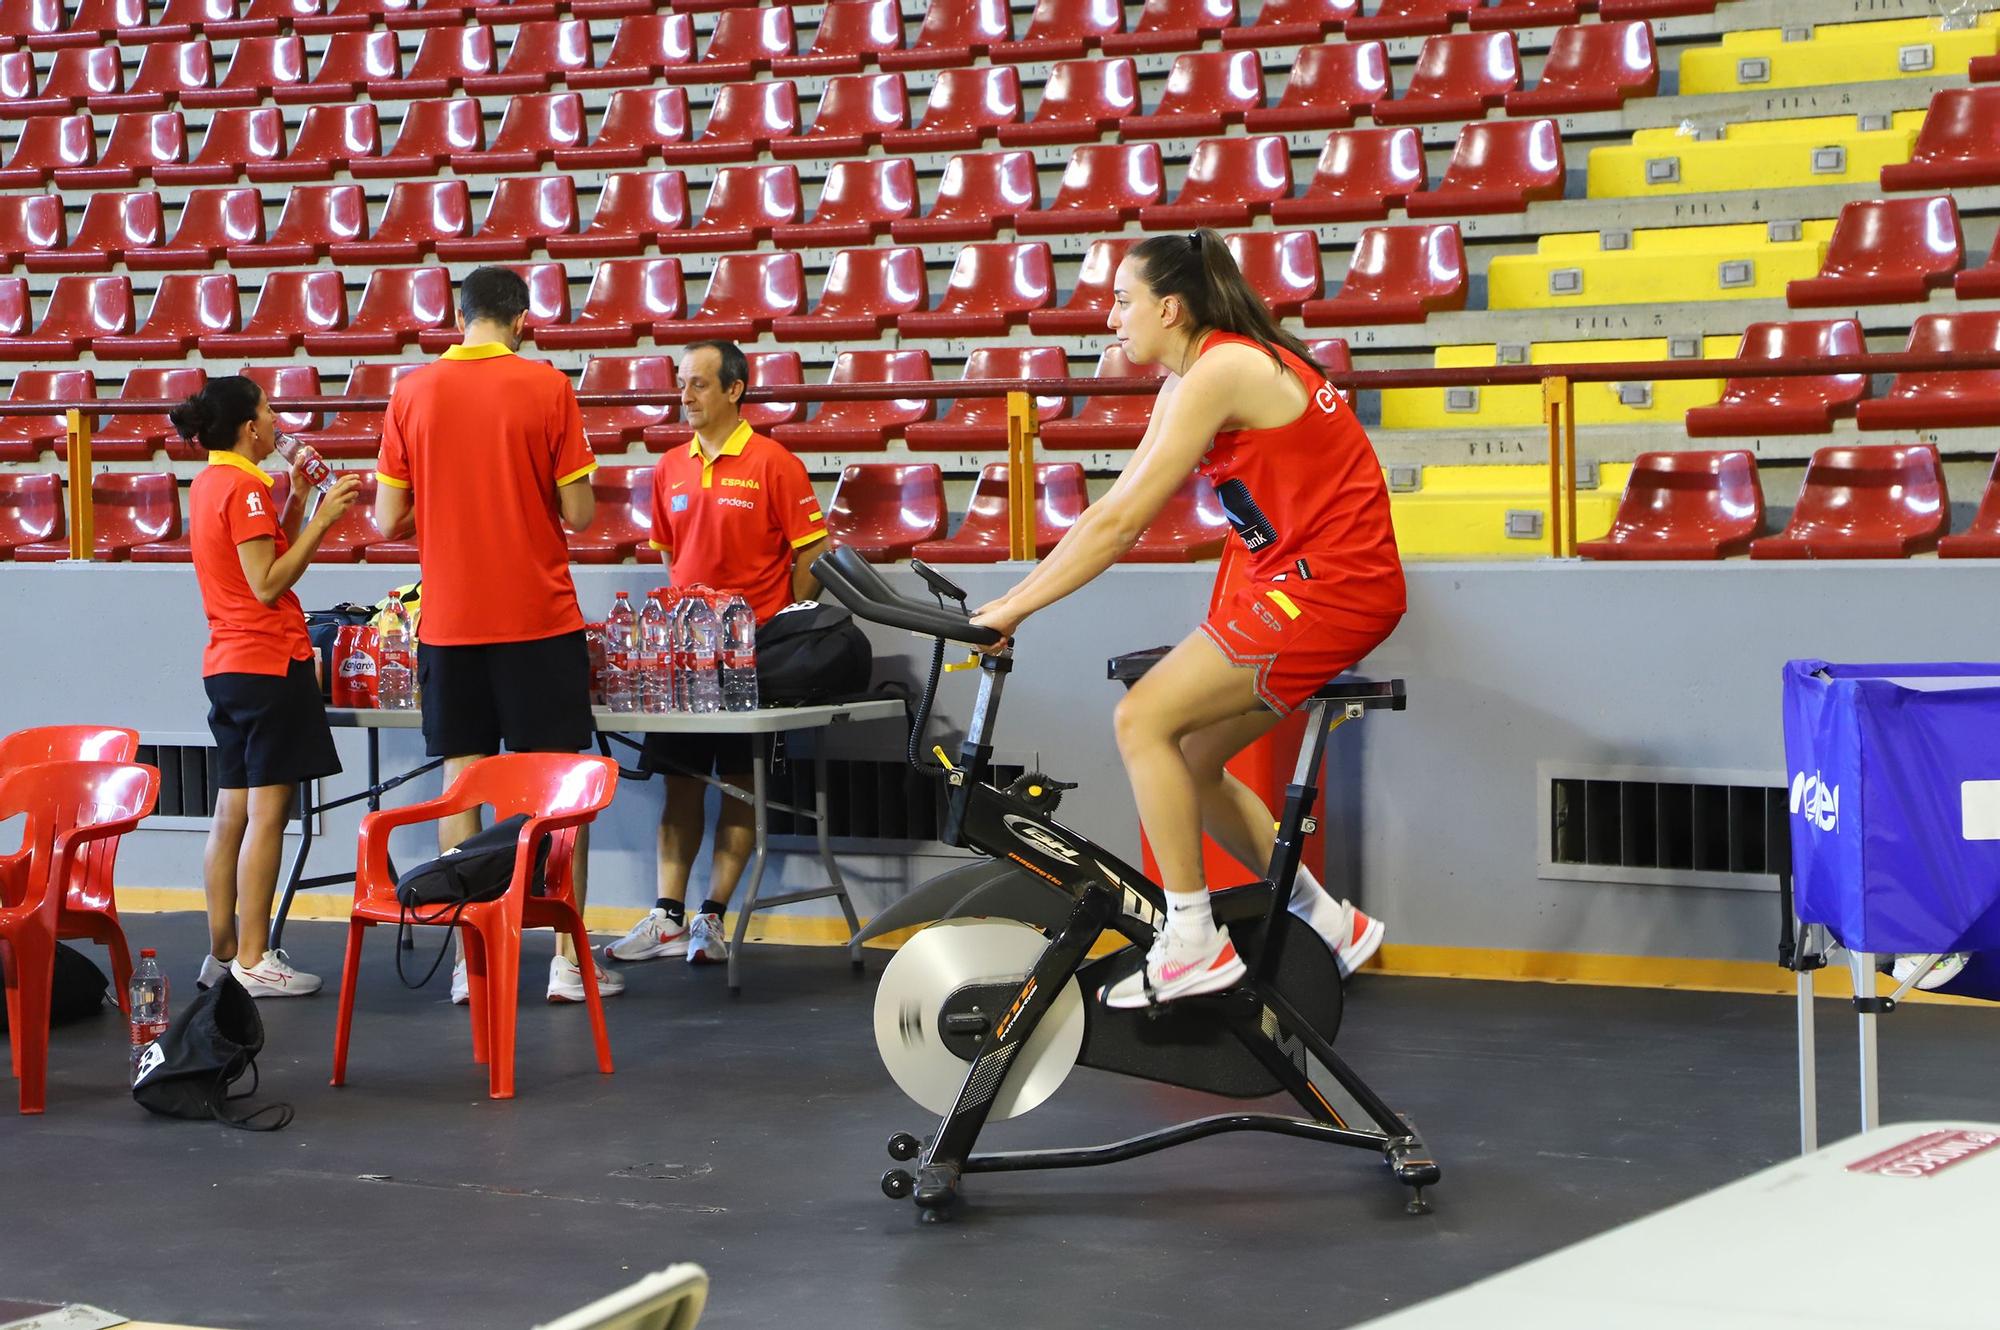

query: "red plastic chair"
left=160, top=0, right=271, bottom=36
left=304, top=264, right=452, bottom=354
left=1973, top=54, right=2000, bottom=82
left=904, top=347, right=1071, bottom=451
left=571, top=12, right=692, bottom=88
left=0, top=473, right=62, bottom=550
left=1017, top=142, right=1164, bottom=236
left=1346, top=0, right=1476, bottom=39
left=1303, top=224, right=1467, bottom=326
left=1225, top=230, right=1324, bottom=317
left=97, top=366, right=206, bottom=459
left=577, top=355, right=675, bottom=452
left=1375, top=31, right=1520, bottom=124
left=1786, top=196, right=1963, bottom=308
left=1125, top=474, right=1231, bottom=562
left=354, top=97, right=480, bottom=177
left=997, top=57, right=1137, bottom=147
left=914, top=462, right=1089, bottom=563
left=241, top=364, right=322, bottom=443
left=1685, top=321, right=1869, bottom=437
left=248, top=101, right=377, bottom=181
left=0, top=761, right=156, bottom=1113
left=1405, top=118, right=1565, bottom=217
left=663, top=80, right=798, bottom=164
left=0, top=369, right=93, bottom=460
left=0, top=277, right=30, bottom=346
left=772, top=245, right=927, bottom=341
left=298, top=362, right=418, bottom=457
left=323, top=178, right=467, bottom=263
left=283, top=30, right=400, bottom=104
left=772, top=71, right=907, bottom=159
left=1249, top=42, right=1391, bottom=134
left=1883, top=88, right=2000, bottom=192
left=55, top=110, right=186, bottom=188
left=0, top=274, right=133, bottom=360
left=1028, top=236, right=1138, bottom=336
left=22, top=189, right=160, bottom=272
left=0, top=0, right=66, bottom=46
left=1041, top=343, right=1163, bottom=450
left=0, top=113, right=94, bottom=185
left=197, top=267, right=346, bottom=356
left=333, top=754, right=618, bottom=1101
left=673, top=4, right=791, bottom=83
left=15, top=472, right=181, bottom=561
left=644, top=350, right=802, bottom=449
left=686, top=163, right=802, bottom=250
left=1140, top=134, right=1293, bottom=229
left=771, top=349, right=935, bottom=452
left=1103, top=0, right=1239, bottom=54
left=1958, top=247, right=2000, bottom=302
left=98, top=37, right=213, bottom=110
left=882, top=64, right=1022, bottom=153
left=1224, top=0, right=1357, bottom=46
left=1856, top=313, right=2000, bottom=431
left=31, top=48, right=122, bottom=112
left=1273, top=127, right=1425, bottom=224
left=777, top=0, right=902, bottom=73
left=825, top=462, right=945, bottom=561
left=396, top=25, right=494, bottom=97
left=901, top=242, right=1054, bottom=338
left=436, top=175, right=578, bottom=260
left=227, top=182, right=364, bottom=265
left=469, top=18, right=594, bottom=94
left=0, top=193, right=63, bottom=265
left=1474, top=0, right=1585, bottom=28
left=1124, top=50, right=1264, bottom=139
left=153, top=104, right=285, bottom=183
left=189, top=33, right=305, bottom=105
left=881, top=0, right=1011, bottom=70
left=453, top=91, right=585, bottom=173
left=95, top=271, right=240, bottom=359
left=1749, top=445, right=1948, bottom=560
left=57, top=0, right=152, bottom=40
left=1507, top=22, right=1658, bottom=114
left=772, top=157, right=917, bottom=247
left=1939, top=456, right=2000, bottom=558
left=992, top=0, right=1120, bottom=60
left=535, top=257, right=684, bottom=350
left=136, top=185, right=260, bottom=269
left=566, top=465, right=659, bottom=563
left=891, top=149, right=1039, bottom=242
left=685, top=251, right=804, bottom=339
left=554, top=87, right=690, bottom=169
left=1577, top=452, right=1767, bottom=560
left=546, top=171, right=690, bottom=258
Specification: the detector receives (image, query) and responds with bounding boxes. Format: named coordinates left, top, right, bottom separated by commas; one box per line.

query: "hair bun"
left=167, top=396, right=212, bottom=443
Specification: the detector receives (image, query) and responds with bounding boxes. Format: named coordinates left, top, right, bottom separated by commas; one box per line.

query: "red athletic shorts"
left=1199, top=577, right=1402, bottom=717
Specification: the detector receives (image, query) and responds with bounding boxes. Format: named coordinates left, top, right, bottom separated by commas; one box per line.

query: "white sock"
left=1287, top=866, right=1352, bottom=940
left=1164, top=888, right=1217, bottom=944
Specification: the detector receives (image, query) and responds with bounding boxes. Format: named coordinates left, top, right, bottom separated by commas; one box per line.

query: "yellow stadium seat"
left=1680, top=15, right=2000, bottom=95
left=1586, top=112, right=1919, bottom=198
left=1387, top=464, right=1629, bottom=558
left=1486, top=220, right=1835, bottom=309
left=1379, top=337, right=1738, bottom=429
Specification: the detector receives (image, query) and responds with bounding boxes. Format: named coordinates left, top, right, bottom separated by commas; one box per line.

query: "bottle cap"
left=140, top=948, right=156, bottom=957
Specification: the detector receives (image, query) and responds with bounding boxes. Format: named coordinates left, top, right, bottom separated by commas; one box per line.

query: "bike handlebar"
left=812, top=546, right=1005, bottom=647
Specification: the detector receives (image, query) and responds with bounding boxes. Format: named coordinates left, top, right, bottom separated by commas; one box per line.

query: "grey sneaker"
left=686, top=912, right=730, bottom=965
left=604, top=907, right=689, bottom=963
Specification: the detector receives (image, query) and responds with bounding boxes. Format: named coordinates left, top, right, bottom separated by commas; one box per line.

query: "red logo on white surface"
left=1846, top=1130, right=2000, bottom=1179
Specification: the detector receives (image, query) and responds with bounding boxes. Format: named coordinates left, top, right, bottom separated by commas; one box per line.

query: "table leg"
left=1797, top=953, right=1817, bottom=1155
left=270, top=782, right=318, bottom=954
left=726, top=734, right=771, bottom=995
left=813, top=744, right=863, bottom=971
left=1849, top=949, right=1880, bottom=1133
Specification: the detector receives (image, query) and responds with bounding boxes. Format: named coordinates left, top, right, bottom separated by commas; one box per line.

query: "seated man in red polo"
left=606, top=339, right=829, bottom=969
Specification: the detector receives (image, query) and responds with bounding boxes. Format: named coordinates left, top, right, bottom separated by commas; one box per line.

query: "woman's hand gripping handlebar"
left=811, top=546, right=1006, bottom=649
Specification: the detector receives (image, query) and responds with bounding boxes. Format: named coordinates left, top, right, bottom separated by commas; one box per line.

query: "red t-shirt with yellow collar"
left=189, top=449, right=314, bottom=678
left=648, top=420, right=827, bottom=624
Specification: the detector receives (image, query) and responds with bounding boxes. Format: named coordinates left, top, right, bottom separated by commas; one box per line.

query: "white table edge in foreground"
left=325, top=699, right=908, bottom=734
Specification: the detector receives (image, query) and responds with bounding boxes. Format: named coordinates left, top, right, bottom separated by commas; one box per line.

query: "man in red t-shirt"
left=605, top=339, right=828, bottom=970
left=374, top=267, right=620, bottom=1004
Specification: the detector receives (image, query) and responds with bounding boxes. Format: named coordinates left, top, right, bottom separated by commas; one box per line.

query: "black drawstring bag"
left=132, top=974, right=293, bottom=1131
left=0, top=942, right=110, bottom=1031
left=393, top=813, right=549, bottom=989
left=755, top=601, right=874, bottom=705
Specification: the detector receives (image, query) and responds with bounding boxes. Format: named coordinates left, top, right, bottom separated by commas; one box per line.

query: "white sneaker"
left=548, top=953, right=624, bottom=1003
left=450, top=958, right=469, bottom=1006
left=230, top=948, right=322, bottom=998
left=1891, top=952, right=1970, bottom=992
left=1100, top=925, right=1245, bottom=1010
left=604, top=908, right=689, bottom=963
left=197, top=954, right=229, bottom=990
left=1335, top=907, right=1386, bottom=979
left=685, top=911, right=730, bottom=965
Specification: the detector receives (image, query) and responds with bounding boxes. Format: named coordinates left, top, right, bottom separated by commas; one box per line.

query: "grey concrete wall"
left=4, top=559, right=1996, bottom=962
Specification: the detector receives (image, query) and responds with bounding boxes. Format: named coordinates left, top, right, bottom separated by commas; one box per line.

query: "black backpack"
left=132, top=974, right=292, bottom=1131
left=392, top=813, right=550, bottom=987
left=0, top=942, right=109, bottom=1031
left=755, top=602, right=874, bottom=705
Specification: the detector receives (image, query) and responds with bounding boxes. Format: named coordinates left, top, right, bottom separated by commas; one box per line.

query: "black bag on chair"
left=755, top=602, right=874, bottom=705
left=392, top=814, right=550, bottom=988
left=132, top=974, right=292, bottom=1131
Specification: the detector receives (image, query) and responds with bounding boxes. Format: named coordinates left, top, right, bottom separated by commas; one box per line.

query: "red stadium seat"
left=570, top=13, right=692, bottom=88
left=0, top=47, right=39, bottom=108
left=1139, top=135, right=1293, bottom=229
left=1598, top=0, right=1716, bottom=16
left=554, top=87, right=690, bottom=169
left=22, top=189, right=159, bottom=272
left=685, top=251, right=804, bottom=339
left=996, top=57, right=1138, bottom=147
left=1506, top=22, right=1657, bottom=114
left=227, top=182, right=363, bottom=265
left=326, top=179, right=468, bottom=263
left=1041, top=343, right=1162, bottom=449
left=1473, top=0, right=1584, bottom=28
left=900, top=241, right=1054, bottom=337
left=1684, top=321, right=1868, bottom=437
left=353, top=97, right=480, bottom=178
left=1374, top=31, right=1520, bottom=124
left=1939, top=457, right=2000, bottom=558
left=1102, top=0, right=1239, bottom=54
left=0, top=473, right=64, bottom=552
left=1302, top=224, right=1466, bottom=326
left=1405, top=118, right=1565, bottom=217
left=661, top=80, right=798, bottom=164
left=1786, top=196, right=1963, bottom=308
left=304, top=264, right=451, bottom=354
left=880, top=0, right=1011, bottom=70
left=396, top=25, right=494, bottom=97
left=467, top=19, right=594, bottom=94
left=686, top=163, right=801, bottom=249
left=153, top=104, right=285, bottom=183
left=1856, top=312, right=2000, bottom=431
left=771, top=71, right=907, bottom=159
left=534, top=258, right=684, bottom=349
left=0, top=369, right=93, bottom=460
left=1028, top=236, right=1137, bottom=335
left=576, top=355, right=675, bottom=452
left=643, top=350, right=802, bottom=448
left=299, top=361, right=419, bottom=458
left=1, top=0, right=67, bottom=47
left=0, top=274, right=132, bottom=359
left=1576, top=452, right=1766, bottom=560
left=775, top=0, right=903, bottom=74
left=1749, top=445, right=1947, bottom=560
left=891, top=149, right=1039, bottom=242
left=913, top=462, right=1087, bottom=563
left=824, top=462, right=946, bottom=562
left=247, top=101, right=377, bottom=181
left=436, top=175, right=578, bottom=260
left=882, top=65, right=1022, bottom=153
left=132, top=185, right=258, bottom=269
left=100, top=366, right=206, bottom=460
left=672, top=5, right=791, bottom=83
left=15, top=472, right=181, bottom=563
left=0, top=192, right=63, bottom=265
left=772, top=157, right=917, bottom=246
left=294, top=469, right=385, bottom=562
left=993, top=0, right=1122, bottom=61
left=240, top=363, right=322, bottom=444
left=197, top=267, right=345, bottom=355
left=158, top=0, right=277, bottom=36
left=418, top=259, right=569, bottom=351
left=54, top=111, right=186, bottom=188
left=99, top=38, right=213, bottom=110
left=0, top=114, right=94, bottom=186
left=34, top=48, right=123, bottom=112
left=1245, top=41, right=1389, bottom=133
left=1224, top=0, right=1356, bottom=46
left=1957, top=245, right=2000, bottom=301
left=452, top=91, right=584, bottom=173
left=1125, top=474, right=1231, bottom=562
left=1272, top=127, right=1425, bottom=224
left=62, top=0, right=154, bottom=43
left=1123, top=49, right=1263, bottom=139
left=95, top=271, right=239, bottom=358
left=281, top=30, right=399, bottom=104
left=1017, top=142, right=1164, bottom=235
left=771, top=349, right=935, bottom=452
left=567, top=465, right=658, bottom=564
left=547, top=171, right=689, bottom=258
left=771, top=245, right=927, bottom=340
left=0, top=276, right=29, bottom=341
left=1225, top=230, right=1323, bottom=316
left=1308, top=336, right=1354, bottom=380
left=1973, top=54, right=2000, bottom=82
left=187, top=33, right=304, bottom=106
left=1345, top=0, right=1476, bottom=40
left=1883, top=88, right=2000, bottom=192
left=905, top=347, right=1071, bottom=451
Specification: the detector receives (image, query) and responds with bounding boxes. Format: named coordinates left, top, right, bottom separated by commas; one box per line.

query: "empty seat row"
left=0, top=0, right=584, bottom=47
left=1587, top=111, right=1927, bottom=200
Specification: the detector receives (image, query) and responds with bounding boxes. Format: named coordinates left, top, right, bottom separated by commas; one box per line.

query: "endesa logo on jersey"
left=1790, top=770, right=1839, bottom=832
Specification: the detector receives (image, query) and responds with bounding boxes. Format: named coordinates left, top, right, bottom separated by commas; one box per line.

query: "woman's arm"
left=278, top=469, right=310, bottom=543
left=236, top=476, right=363, bottom=607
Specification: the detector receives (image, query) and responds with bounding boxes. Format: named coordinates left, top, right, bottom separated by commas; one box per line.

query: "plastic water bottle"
left=720, top=595, right=759, bottom=712
left=376, top=598, right=415, bottom=711
left=667, top=596, right=694, bottom=712
left=129, top=949, right=169, bottom=1083
left=272, top=432, right=333, bottom=493
left=605, top=591, right=637, bottom=669
left=638, top=594, right=670, bottom=714
left=684, top=596, right=722, bottom=714
left=602, top=655, right=635, bottom=712
left=584, top=623, right=606, bottom=705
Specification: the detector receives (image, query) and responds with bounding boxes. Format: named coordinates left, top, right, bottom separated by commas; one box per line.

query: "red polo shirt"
left=189, top=450, right=313, bottom=678
left=649, top=420, right=827, bottom=624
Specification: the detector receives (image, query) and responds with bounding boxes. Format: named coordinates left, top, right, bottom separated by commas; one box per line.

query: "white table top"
left=326, top=699, right=906, bottom=735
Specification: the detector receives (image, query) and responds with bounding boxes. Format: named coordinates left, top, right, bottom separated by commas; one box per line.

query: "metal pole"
left=1005, top=390, right=1038, bottom=562
left=1797, top=951, right=1818, bottom=1155
left=1849, top=949, right=1880, bottom=1133
left=1561, top=378, right=1578, bottom=556
left=65, top=407, right=92, bottom=560
left=1541, top=377, right=1566, bottom=559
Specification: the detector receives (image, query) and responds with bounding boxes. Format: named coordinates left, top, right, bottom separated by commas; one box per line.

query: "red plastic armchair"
left=571, top=12, right=692, bottom=88
left=100, top=366, right=207, bottom=459
left=576, top=354, right=675, bottom=451
left=0, top=369, right=93, bottom=459
left=332, top=754, right=618, bottom=1100
left=993, top=0, right=1123, bottom=61
left=685, top=162, right=802, bottom=250
left=437, top=174, right=579, bottom=260
left=1882, top=88, right=2000, bottom=192
left=566, top=464, right=658, bottom=563
left=684, top=251, right=804, bottom=339
left=197, top=265, right=345, bottom=355
left=1138, top=134, right=1293, bottom=229
left=898, top=241, right=1053, bottom=337
left=771, top=349, right=935, bottom=452
left=881, top=64, right=1022, bottom=153
left=1102, top=0, right=1239, bottom=54
left=1576, top=451, right=1767, bottom=560
left=20, top=188, right=157, bottom=272
left=880, top=0, right=1010, bottom=70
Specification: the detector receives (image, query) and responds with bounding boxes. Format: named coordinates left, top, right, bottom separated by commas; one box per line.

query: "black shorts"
left=205, top=657, right=342, bottom=790
left=641, top=731, right=755, bottom=779
left=417, top=630, right=593, bottom=758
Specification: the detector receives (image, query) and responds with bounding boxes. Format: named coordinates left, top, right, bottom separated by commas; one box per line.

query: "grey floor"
left=6, top=911, right=1997, bottom=1330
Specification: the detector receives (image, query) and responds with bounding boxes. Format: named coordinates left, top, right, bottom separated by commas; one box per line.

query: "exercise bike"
left=812, top=547, right=1440, bottom=1223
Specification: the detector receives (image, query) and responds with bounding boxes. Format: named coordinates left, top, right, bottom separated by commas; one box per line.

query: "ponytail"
left=1128, top=228, right=1329, bottom=382
left=168, top=375, right=263, bottom=453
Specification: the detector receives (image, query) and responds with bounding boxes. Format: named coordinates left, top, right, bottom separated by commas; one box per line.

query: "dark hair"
left=684, top=339, right=749, bottom=401
left=168, top=375, right=264, bottom=452
left=460, top=265, right=531, bottom=325
left=1127, top=229, right=1328, bottom=382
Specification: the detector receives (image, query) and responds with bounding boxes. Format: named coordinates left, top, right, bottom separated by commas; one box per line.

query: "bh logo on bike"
left=1791, top=770, right=1839, bottom=832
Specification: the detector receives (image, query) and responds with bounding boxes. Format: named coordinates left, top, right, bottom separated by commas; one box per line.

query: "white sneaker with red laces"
left=1336, top=907, right=1385, bottom=979
left=548, top=953, right=624, bottom=1003
left=685, top=912, right=729, bottom=965
left=604, top=908, right=689, bottom=963
left=1100, top=925, right=1246, bottom=1010
left=230, top=948, right=321, bottom=998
